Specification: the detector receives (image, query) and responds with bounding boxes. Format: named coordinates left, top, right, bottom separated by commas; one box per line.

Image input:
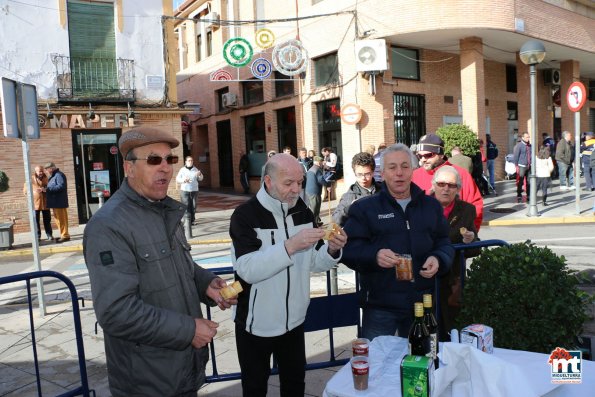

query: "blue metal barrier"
left=0, top=271, right=94, bottom=397
left=204, top=266, right=361, bottom=383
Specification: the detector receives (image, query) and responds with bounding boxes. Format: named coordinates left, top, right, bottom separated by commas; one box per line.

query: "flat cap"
left=119, top=126, right=180, bottom=158
left=43, top=162, right=56, bottom=169
left=418, top=134, right=444, bottom=154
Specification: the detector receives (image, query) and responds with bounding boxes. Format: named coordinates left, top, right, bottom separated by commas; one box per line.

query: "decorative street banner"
left=272, top=39, right=309, bottom=76
left=251, top=58, right=273, bottom=79
left=223, top=37, right=254, bottom=67
left=255, top=28, right=275, bottom=49
left=210, top=69, right=233, bottom=81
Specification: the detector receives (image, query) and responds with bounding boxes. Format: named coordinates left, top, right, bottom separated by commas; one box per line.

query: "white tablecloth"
left=323, top=336, right=594, bottom=397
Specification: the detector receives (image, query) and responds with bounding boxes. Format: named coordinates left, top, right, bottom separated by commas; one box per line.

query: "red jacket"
left=412, top=161, right=484, bottom=230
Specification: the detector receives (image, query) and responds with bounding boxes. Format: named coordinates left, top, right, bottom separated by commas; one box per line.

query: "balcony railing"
left=51, top=54, right=135, bottom=102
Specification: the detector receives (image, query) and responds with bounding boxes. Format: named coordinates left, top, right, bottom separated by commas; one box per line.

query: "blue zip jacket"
left=342, top=182, right=454, bottom=313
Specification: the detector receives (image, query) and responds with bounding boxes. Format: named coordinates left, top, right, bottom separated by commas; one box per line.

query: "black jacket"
left=332, top=180, right=381, bottom=226
left=342, top=183, right=454, bottom=313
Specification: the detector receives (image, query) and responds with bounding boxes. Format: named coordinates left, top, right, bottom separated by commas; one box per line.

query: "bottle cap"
left=423, top=294, right=432, bottom=308
left=414, top=302, right=424, bottom=317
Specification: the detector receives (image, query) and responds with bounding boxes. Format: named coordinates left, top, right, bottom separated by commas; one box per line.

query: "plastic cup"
left=395, top=254, right=414, bottom=282
left=351, top=338, right=370, bottom=357
left=350, top=356, right=369, bottom=391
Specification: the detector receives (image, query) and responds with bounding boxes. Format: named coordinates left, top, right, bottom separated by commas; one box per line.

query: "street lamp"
left=519, top=40, right=546, bottom=217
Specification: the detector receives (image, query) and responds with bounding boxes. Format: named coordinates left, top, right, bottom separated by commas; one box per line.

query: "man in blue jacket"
left=44, top=162, right=70, bottom=242
left=342, top=143, right=454, bottom=340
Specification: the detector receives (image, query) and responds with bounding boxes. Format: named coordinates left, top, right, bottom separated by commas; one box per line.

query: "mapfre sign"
left=41, top=113, right=135, bottom=129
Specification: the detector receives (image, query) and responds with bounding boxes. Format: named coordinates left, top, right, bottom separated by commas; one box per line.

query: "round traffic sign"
left=566, top=82, right=586, bottom=112
left=341, top=103, right=362, bottom=125
left=110, top=145, right=118, bottom=155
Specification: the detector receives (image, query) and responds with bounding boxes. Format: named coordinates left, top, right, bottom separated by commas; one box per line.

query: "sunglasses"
left=435, top=181, right=458, bottom=189
left=417, top=152, right=438, bottom=160
left=131, top=155, right=179, bottom=165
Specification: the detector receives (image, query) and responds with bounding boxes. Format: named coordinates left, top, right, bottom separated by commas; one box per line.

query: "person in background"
left=430, top=166, right=479, bottom=340
left=332, top=152, right=381, bottom=226
left=471, top=139, right=489, bottom=196
left=84, top=126, right=236, bottom=397
left=342, top=144, right=454, bottom=340
left=448, top=146, right=473, bottom=174
left=373, top=143, right=387, bottom=182
left=411, top=134, right=484, bottom=231
left=239, top=150, right=250, bottom=194
left=283, top=146, right=292, bottom=156
left=542, top=132, right=557, bottom=179
left=260, top=150, right=277, bottom=183
left=24, top=165, right=53, bottom=241
left=485, top=134, right=498, bottom=190
left=513, top=132, right=532, bottom=203
left=364, top=144, right=375, bottom=155
left=297, top=147, right=312, bottom=172
left=305, top=156, right=327, bottom=227
left=44, top=162, right=70, bottom=243
left=176, top=156, right=204, bottom=225
left=230, top=153, right=346, bottom=397
left=307, top=149, right=316, bottom=165
left=321, top=147, right=337, bottom=201
left=535, top=145, right=555, bottom=206
left=555, top=130, right=575, bottom=190
left=580, top=132, right=594, bottom=192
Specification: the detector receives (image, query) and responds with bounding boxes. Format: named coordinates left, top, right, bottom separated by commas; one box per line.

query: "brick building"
left=173, top=0, right=594, bottom=194
left=0, top=0, right=187, bottom=233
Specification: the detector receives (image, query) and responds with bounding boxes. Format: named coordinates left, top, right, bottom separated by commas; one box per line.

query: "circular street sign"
left=223, top=38, right=253, bottom=68
left=566, top=82, right=587, bottom=112
left=341, top=103, right=362, bottom=125
left=255, top=28, right=275, bottom=49
left=110, top=145, right=118, bottom=155
left=251, top=58, right=273, bottom=79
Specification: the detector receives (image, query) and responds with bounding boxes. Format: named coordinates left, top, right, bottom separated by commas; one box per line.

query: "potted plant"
left=0, top=170, right=8, bottom=193
left=436, top=124, right=479, bottom=157
left=456, top=242, right=593, bottom=354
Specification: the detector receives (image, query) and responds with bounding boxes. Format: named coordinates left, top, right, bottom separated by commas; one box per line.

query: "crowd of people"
left=74, top=125, right=595, bottom=397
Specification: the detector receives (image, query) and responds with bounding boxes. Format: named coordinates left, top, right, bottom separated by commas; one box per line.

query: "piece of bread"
left=323, top=223, right=342, bottom=240
left=459, top=227, right=467, bottom=235
left=220, top=281, right=243, bottom=300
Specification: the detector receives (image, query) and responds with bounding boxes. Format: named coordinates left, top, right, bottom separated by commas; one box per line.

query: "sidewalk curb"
left=485, top=215, right=595, bottom=226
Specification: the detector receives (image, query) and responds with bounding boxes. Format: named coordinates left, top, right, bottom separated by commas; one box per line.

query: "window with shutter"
left=67, top=0, right=117, bottom=98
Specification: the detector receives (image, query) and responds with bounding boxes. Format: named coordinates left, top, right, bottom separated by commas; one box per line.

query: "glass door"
left=72, top=130, right=124, bottom=223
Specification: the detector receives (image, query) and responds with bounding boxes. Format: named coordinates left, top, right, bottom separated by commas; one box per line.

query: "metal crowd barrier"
left=205, top=266, right=361, bottom=383
left=0, top=271, right=94, bottom=397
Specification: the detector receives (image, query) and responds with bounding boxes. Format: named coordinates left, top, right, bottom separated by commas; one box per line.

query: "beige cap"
left=119, top=126, right=180, bottom=158
left=43, top=162, right=56, bottom=169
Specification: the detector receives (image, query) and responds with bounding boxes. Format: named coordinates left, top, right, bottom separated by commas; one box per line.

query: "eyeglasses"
left=417, top=152, right=437, bottom=160
left=435, top=181, right=459, bottom=189
left=355, top=172, right=373, bottom=179
left=130, top=155, right=179, bottom=165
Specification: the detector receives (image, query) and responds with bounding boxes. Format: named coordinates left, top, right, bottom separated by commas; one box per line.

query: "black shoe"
left=543, top=202, right=549, bottom=206
left=516, top=197, right=522, bottom=203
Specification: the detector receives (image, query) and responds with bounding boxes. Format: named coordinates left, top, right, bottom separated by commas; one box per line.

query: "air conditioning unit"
left=222, top=92, right=237, bottom=108
left=354, top=39, right=388, bottom=72
left=543, top=69, right=561, bottom=86
left=206, top=12, right=220, bottom=30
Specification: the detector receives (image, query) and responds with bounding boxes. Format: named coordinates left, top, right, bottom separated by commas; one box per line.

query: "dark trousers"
left=240, top=171, right=250, bottom=193
left=35, top=209, right=53, bottom=239
left=582, top=158, right=594, bottom=190
left=180, top=190, right=197, bottom=223
left=306, top=193, right=322, bottom=225
left=516, top=165, right=530, bottom=198
left=236, top=323, right=306, bottom=397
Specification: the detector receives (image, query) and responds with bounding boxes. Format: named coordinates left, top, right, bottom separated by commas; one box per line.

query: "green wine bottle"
left=408, top=302, right=430, bottom=356
left=423, top=294, right=439, bottom=368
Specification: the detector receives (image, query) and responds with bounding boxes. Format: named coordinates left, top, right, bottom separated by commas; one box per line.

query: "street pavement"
left=1, top=180, right=594, bottom=396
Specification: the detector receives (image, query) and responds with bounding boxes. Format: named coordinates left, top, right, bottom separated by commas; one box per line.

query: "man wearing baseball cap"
left=411, top=133, right=484, bottom=230
left=84, top=126, right=237, bottom=396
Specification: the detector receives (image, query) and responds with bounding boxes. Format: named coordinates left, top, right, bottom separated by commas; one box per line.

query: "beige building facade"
left=174, top=0, right=594, bottom=194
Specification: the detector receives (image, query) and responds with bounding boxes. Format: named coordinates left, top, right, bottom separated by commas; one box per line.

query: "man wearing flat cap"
left=411, top=133, right=484, bottom=230
left=84, top=126, right=237, bottom=397
left=44, top=162, right=70, bottom=242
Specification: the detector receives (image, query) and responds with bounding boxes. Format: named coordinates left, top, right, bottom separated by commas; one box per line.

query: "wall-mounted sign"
left=44, top=113, right=134, bottom=129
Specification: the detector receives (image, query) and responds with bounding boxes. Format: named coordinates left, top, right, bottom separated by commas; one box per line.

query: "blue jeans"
left=180, top=190, right=197, bottom=223
left=487, top=159, right=495, bottom=188
left=361, top=307, right=413, bottom=341
left=557, top=162, right=574, bottom=187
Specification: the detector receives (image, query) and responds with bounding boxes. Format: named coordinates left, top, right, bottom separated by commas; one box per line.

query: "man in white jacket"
left=176, top=156, right=203, bottom=225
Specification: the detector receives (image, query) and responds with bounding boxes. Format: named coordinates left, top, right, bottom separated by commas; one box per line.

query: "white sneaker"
left=560, top=185, right=568, bottom=190
left=569, top=185, right=576, bottom=190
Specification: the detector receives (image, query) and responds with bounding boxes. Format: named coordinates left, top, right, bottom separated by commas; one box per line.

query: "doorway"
left=72, top=130, right=124, bottom=224
left=216, top=120, right=233, bottom=187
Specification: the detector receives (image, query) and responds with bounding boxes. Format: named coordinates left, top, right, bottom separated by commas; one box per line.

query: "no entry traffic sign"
left=566, top=82, right=586, bottom=112
left=341, top=103, right=362, bottom=125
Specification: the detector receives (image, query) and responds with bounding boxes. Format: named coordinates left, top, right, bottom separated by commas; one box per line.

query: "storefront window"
left=245, top=113, right=266, bottom=176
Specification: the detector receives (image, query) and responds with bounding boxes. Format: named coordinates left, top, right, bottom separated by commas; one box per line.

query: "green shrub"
left=456, top=242, right=592, bottom=354
left=436, top=124, right=479, bottom=157
left=0, top=170, right=9, bottom=193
